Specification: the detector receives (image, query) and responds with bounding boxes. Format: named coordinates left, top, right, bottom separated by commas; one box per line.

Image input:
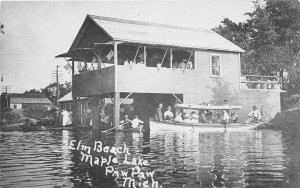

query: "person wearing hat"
left=247, top=105, right=261, bottom=123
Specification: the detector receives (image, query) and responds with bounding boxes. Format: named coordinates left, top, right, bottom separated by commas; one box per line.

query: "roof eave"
left=114, top=38, right=245, bottom=53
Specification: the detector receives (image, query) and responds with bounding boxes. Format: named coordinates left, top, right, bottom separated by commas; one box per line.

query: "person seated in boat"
left=216, top=112, right=222, bottom=123
left=124, top=59, right=130, bottom=66
left=155, top=103, right=163, bottom=121
left=221, top=110, right=230, bottom=125
left=247, top=105, right=261, bottom=123
left=231, top=112, right=239, bottom=123
left=131, top=115, right=144, bottom=129
left=119, top=114, right=132, bottom=129
left=164, top=106, right=174, bottom=120
left=199, top=110, right=210, bottom=123
left=190, top=111, right=199, bottom=124
left=206, top=110, right=213, bottom=123
left=183, top=113, right=190, bottom=123
left=174, top=112, right=183, bottom=122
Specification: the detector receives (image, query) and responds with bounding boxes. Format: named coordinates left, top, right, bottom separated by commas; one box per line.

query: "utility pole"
left=56, top=65, right=59, bottom=106
left=52, top=65, right=62, bottom=106
left=2, top=86, right=11, bottom=110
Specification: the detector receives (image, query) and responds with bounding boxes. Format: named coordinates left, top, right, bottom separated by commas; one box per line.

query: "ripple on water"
left=1, top=129, right=300, bottom=188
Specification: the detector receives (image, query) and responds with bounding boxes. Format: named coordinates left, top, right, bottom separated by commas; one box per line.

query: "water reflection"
left=0, top=129, right=299, bottom=188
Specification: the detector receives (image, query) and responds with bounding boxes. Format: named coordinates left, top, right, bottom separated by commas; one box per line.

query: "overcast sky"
left=0, top=0, right=255, bottom=93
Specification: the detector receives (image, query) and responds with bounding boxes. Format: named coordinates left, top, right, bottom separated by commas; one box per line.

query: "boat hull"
left=150, top=120, right=263, bottom=132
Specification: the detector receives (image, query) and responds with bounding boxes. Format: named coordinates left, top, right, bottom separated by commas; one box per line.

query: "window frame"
left=210, top=53, right=222, bottom=77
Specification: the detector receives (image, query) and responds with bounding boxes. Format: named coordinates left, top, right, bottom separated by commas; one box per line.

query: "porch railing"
left=240, top=75, right=282, bottom=90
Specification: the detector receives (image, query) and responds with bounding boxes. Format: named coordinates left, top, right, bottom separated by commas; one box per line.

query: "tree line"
left=214, top=0, right=300, bottom=95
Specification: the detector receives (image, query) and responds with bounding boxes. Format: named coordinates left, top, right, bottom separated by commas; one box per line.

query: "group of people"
left=154, top=102, right=262, bottom=125
left=119, top=114, right=144, bottom=130
left=98, top=103, right=144, bottom=130
left=119, top=103, right=144, bottom=130
left=174, top=58, right=193, bottom=70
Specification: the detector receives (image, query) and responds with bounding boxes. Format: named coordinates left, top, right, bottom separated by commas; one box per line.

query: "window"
left=210, top=54, right=221, bottom=77
left=23, top=104, right=27, bottom=109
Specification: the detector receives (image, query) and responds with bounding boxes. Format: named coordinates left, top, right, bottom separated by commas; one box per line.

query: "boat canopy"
left=174, top=104, right=242, bottom=110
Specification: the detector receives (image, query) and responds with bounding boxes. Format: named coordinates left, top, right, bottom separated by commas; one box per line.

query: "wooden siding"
left=73, top=51, right=241, bottom=100
left=183, top=51, right=240, bottom=104
left=73, top=66, right=115, bottom=97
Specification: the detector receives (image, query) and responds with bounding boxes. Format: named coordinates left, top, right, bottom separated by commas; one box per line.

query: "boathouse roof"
left=68, top=15, right=245, bottom=53
left=6, top=93, right=52, bottom=104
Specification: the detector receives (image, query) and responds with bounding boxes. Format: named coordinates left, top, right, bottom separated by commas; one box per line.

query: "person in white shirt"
left=222, top=110, right=230, bottom=124
left=164, top=106, right=174, bottom=120
left=131, top=115, right=144, bottom=128
left=174, top=112, right=183, bottom=122
left=62, top=109, right=71, bottom=126
left=190, top=111, right=199, bottom=123
left=248, top=105, right=261, bottom=122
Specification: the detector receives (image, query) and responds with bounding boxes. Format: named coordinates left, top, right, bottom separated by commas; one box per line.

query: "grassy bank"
left=266, top=107, right=300, bottom=131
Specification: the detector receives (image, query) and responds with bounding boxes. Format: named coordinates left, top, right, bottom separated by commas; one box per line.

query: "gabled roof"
left=7, top=93, right=52, bottom=104
left=58, top=91, right=87, bottom=102
left=70, top=15, right=244, bottom=53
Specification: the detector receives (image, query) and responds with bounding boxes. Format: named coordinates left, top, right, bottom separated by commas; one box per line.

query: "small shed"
left=7, top=93, right=52, bottom=111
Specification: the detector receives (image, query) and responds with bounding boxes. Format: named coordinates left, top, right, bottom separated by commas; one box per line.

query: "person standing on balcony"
left=178, top=59, right=186, bottom=69
left=155, top=103, right=163, bottom=121
left=186, top=60, right=192, bottom=70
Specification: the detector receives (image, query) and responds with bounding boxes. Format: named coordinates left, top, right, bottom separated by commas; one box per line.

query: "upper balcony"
left=72, top=64, right=204, bottom=97
left=240, top=75, right=283, bottom=91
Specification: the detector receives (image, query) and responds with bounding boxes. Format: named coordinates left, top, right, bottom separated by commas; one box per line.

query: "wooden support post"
left=114, top=42, right=118, bottom=66
left=113, top=92, right=120, bottom=126
left=71, top=58, right=78, bottom=128
left=84, top=59, right=87, bottom=71
left=91, top=95, right=100, bottom=131
left=144, top=46, right=147, bottom=66
left=170, top=49, right=173, bottom=69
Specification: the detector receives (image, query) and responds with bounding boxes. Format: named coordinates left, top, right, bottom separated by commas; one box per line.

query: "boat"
left=150, top=120, right=264, bottom=132
left=19, top=124, right=47, bottom=131
left=115, top=127, right=143, bottom=133
left=150, top=104, right=264, bottom=132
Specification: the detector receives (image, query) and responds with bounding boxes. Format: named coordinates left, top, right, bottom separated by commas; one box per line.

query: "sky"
left=0, top=0, right=255, bottom=93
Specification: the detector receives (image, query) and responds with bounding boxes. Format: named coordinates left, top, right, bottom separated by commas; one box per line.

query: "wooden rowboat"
left=115, top=127, right=142, bottom=132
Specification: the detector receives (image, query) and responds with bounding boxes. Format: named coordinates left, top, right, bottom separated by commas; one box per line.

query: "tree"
left=25, top=81, right=72, bottom=104
left=24, top=89, right=41, bottom=94
left=214, top=0, right=300, bottom=94
left=41, top=81, right=72, bottom=104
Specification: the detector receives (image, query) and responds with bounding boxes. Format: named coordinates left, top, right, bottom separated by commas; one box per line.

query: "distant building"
left=1, top=93, right=52, bottom=111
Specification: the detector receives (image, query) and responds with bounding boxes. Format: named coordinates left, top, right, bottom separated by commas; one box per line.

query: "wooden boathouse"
left=56, top=15, right=282, bottom=130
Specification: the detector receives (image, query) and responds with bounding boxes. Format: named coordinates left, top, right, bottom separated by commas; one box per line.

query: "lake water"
left=1, top=128, right=300, bottom=188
